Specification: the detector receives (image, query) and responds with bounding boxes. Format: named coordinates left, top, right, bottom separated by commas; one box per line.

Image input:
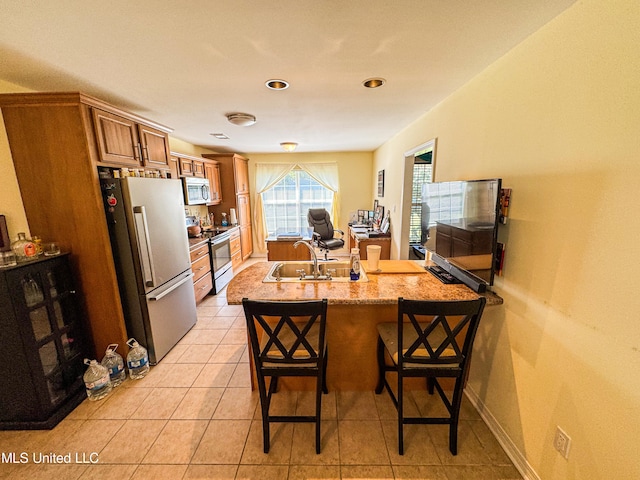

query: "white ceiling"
left=0, top=0, right=575, bottom=154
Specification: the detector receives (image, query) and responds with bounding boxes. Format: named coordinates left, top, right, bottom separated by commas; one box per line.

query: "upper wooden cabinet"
left=138, top=124, right=172, bottom=168
left=0, top=91, right=173, bottom=359
left=204, top=161, right=222, bottom=205
left=234, top=155, right=250, bottom=194
left=202, top=153, right=253, bottom=260
left=173, top=151, right=221, bottom=203
left=168, top=155, right=180, bottom=180
left=92, top=108, right=171, bottom=169
left=173, top=152, right=205, bottom=178
left=92, top=109, right=141, bottom=166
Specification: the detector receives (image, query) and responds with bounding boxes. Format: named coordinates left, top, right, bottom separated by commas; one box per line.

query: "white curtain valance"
left=253, top=162, right=340, bottom=253
left=253, top=164, right=297, bottom=253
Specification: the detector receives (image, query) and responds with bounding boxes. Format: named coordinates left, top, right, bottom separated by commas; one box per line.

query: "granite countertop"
left=205, top=225, right=239, bottom=234
left=188, top=225, right=240, bottom=249
left=188, top=236, right=209, bottom=249
left=226, top=260, right=503, bottom=306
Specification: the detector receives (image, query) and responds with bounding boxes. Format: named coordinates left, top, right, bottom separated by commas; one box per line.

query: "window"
left=262, top=169, right=334, bottom=234
left=409, top=154, right=433, bottom=244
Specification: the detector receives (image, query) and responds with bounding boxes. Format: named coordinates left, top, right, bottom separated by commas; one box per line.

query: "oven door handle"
left=212, top=232, right=231, bottom=245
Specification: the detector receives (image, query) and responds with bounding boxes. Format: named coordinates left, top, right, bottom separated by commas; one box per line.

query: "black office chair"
left=375, top=297, right=487, bottom=455
left=242, top=298, right=329, bottom=454
left=307, top=208, right=344, bottom=260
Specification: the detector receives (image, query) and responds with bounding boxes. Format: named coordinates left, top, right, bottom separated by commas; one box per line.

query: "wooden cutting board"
left=362, top=260, right=427, bottom=274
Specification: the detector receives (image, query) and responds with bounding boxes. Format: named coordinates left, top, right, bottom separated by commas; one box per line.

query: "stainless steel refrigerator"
left=100, top=176, right=197, bottom=364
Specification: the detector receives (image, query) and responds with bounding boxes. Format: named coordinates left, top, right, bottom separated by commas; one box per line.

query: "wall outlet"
left=553, top=426, right=571, bottom=459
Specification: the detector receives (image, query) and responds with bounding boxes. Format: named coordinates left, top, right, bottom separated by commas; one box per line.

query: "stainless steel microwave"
left=182, top=177, right=211, bottom=205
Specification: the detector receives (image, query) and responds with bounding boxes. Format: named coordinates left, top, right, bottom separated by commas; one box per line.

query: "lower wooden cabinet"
left=0, top=254, right=88, bottom=429
left=230, top=228, right=243, bottom=270
left=193, top=271, right=214, bottom=303
left=266, top=240, right=312, bottom=261
left=189, top=242, right=212, bottom=303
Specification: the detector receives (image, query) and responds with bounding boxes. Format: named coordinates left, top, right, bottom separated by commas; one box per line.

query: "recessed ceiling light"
left=266, top=79, right=289, bottom=90
left=362, top=77, right=386, bottom=88
left=210, top=133, right=229, bottom=139
left=226, top=113, right=256, bottom=127
left=280, top=142, right=298, bottom=152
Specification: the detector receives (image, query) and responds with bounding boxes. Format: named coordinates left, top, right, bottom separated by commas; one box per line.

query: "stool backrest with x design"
left=376, top=297, right=486, bottom=455
left=242, top=298, right=328, bottom=454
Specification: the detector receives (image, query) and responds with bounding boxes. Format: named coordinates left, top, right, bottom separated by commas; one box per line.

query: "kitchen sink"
left=263, top=261, right=368, bottom=283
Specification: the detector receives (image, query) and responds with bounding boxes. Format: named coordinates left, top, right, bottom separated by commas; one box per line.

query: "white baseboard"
left=464, top=386, right=540, bottom=480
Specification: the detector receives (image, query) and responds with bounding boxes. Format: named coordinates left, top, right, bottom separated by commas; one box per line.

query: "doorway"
left=399, top=139, right=436, bottom=259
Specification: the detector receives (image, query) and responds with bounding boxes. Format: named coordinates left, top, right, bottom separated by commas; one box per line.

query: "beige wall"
left=0, top=79, right=32, bottom=239
left=246, top=151, right=373, bottom=254
left=168, top=137, right=218, bottom=158
left=374, top=0, right=640, bottom=478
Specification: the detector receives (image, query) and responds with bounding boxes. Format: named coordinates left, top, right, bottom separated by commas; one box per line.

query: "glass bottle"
left=11, top=232, right=38, bottom=260
left=31, top=235, right=43, bottom=255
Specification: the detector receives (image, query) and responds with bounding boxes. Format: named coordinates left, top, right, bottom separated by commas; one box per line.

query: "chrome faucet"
left=293, top=240, right=320, bottom=279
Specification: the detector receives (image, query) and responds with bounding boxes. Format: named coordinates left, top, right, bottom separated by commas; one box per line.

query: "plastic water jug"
left=83, top=359, right=113, bottom=401
left=101, top=343, right=126, bottom=386
left=126, top=338, right=150, bottom=380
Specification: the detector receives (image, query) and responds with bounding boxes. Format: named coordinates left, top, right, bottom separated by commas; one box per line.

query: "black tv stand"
left=427, top=265, right=462, bottom=284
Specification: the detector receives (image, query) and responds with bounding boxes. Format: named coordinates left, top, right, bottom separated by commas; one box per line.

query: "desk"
left=266, top=227, right=314, bottom=261
left=348, top=226, right=391, bottom=260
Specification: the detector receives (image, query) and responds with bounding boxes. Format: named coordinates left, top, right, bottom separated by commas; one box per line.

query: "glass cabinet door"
left=30, top=306, right=52, bottom=341
left=5, top=255, right=86, bottom=409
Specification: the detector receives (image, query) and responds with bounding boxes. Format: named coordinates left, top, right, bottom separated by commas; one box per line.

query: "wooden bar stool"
left=242, top=298, right=329, bottom=454
left=375, top=297, right=486, bottom=455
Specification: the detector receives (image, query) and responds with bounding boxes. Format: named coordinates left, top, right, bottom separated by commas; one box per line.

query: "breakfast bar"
left=226, top=260, right=502, bottom=390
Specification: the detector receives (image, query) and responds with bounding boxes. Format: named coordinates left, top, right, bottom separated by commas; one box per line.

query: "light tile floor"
left=0, top=263, right=522, bottom=480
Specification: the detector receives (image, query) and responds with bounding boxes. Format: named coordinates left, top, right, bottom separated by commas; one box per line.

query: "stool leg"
left=398, top=371, right=404, bottom=455
left=375, top=336, right=385, bottom=394
left=315, top=384, right=322, bottom=454
left=257, top=374, right=271, bottom=454
left=322, top=350, right=329, bottom=394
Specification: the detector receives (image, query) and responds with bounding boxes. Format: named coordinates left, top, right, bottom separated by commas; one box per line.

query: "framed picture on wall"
left=377, top=170, right=385, bottom=197
left=373, top=199, right=379, bottom=211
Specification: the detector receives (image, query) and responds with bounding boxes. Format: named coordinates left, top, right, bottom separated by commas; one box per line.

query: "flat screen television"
left=421, top=178, right=501, bottom=292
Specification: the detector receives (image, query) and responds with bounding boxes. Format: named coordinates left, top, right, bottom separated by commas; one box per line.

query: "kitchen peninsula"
left=226, top=260, right=502, bottom=390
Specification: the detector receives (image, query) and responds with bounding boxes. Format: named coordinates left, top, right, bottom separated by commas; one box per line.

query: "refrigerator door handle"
left=148, top=273, right=194, bottom=301
left=133, top=205, right=157, bottom=287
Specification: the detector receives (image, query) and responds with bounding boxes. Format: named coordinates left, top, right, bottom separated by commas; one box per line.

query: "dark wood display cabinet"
left=0, top=254, right=89, bottom=430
